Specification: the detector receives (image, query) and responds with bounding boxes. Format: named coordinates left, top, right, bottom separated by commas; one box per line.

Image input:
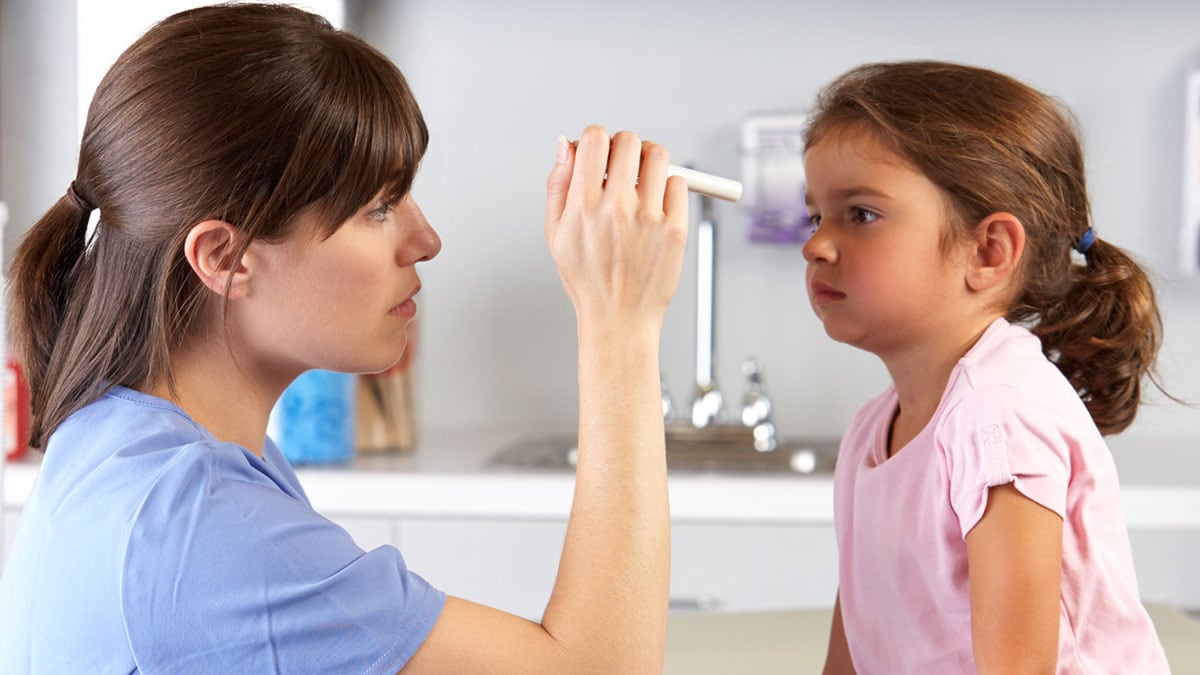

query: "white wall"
left=351, top=0, right=1200, bottom=458
left=0, top=0, right=79, bottom=261
left=2, top=1, right=1197, bottom=467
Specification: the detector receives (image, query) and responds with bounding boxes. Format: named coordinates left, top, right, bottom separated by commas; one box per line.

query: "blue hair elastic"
left=1074, top=227, right=1096, bottom=254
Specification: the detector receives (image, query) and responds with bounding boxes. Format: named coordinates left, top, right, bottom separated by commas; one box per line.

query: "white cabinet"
left=396, top=518, right=566, bottom=620
left=670, top=523, right=838, bottom=613
left=3, top=509, right=20, bottom=565
left=327, top=514, right=398, bottom=554
left=1129, top=529, right=1200, bottom=608
left=331, top=516, right=840, bottom=620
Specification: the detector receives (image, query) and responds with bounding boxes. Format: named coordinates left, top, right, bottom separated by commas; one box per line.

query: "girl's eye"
left=850, top=206, right=879, bottom=224
left=806, top=213, right=821, bottom=228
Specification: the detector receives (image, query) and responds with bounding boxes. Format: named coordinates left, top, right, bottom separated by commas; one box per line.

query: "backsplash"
left=353, top=0, right=1200, bottom=443
left=2, top=0, right=1197, bottom=449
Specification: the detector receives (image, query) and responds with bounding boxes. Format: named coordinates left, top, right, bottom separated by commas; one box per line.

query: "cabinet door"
left=398, top=518, right=567, bottom=621
left=1129, top=529, right=1200, bottom=609
left=3, top=509, right=21, bottom=568
left=670, top=523, right=838, bottom=612
left=325, top=514, right=399, bottom=552
left=394, top=517, right=839, bottom=620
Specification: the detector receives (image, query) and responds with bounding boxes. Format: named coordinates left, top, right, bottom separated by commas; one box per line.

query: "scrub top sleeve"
left=120, top=445, right=445, bottom=674
left=939, top=387, right=1070, bottom=540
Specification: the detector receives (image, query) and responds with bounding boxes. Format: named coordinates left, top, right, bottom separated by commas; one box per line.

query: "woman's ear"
left=965, top=212, right=1026, bottom=294
left=183, top=220, right=252, bottom=300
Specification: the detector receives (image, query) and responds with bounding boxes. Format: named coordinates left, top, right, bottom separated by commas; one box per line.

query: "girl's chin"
left=818, top=320, right=870, bottom=350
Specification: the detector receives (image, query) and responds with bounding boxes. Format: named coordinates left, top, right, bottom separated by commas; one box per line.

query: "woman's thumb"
left=545, top=135, right=575, bottom=239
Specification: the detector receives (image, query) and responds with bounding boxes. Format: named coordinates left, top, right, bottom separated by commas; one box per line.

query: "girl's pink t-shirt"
left=834, top=318, right=1169, bottom=673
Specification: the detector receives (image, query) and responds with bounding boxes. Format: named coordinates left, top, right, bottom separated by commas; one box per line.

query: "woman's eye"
left=850, top=207, right=878, bottom=224
left=368, top=200, right=397, bottom=222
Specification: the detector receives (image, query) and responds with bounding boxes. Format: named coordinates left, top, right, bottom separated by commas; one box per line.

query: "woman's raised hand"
left=405, top=127, right=688, bottom=673
left=545, top=125, right=689, bottom=332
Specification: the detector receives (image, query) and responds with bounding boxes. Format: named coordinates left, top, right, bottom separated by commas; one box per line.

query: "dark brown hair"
left=805, top=60, right=1163, bottom=435
left=10, top=3, right=428, bottom=448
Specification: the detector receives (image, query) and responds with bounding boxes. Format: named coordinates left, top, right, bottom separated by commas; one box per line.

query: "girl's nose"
left=801, top=225, right=835, bottom=265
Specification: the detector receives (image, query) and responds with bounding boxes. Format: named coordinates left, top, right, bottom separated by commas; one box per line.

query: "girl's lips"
left=810, top=281, right=846, bottom=306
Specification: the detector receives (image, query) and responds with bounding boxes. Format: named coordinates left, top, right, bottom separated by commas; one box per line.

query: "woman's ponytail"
left=6, top=4, right=430, bottom=452
left=10, top=188, right=94, bottom=446
left=1023, top=237, right=1163, bottom=436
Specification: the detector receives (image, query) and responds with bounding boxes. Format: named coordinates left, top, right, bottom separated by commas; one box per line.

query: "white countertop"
left=5, top=427, right=1200, bottom=529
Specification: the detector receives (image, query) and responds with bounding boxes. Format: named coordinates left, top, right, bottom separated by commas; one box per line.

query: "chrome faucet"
left=681, top=192, right=778, bottom=451
left=689, top=195, right=725, bottom=428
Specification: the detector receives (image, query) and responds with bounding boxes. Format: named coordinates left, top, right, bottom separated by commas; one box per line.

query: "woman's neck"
left=140, top=338, right=283, bottom=457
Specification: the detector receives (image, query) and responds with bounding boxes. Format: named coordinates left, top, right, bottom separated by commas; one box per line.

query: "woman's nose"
left=402, top=199, right=441, bottom=264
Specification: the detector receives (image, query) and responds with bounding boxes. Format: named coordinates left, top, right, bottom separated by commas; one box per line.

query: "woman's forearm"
left=539, top=324, right=670, bottom=672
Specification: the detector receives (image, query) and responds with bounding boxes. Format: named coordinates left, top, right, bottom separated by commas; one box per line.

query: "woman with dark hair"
left=0, top=4, right=688, bottom=672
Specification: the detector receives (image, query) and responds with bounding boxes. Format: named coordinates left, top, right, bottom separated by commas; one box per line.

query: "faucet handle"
left=690, top=381, right=725, bottom=428
left=740, top=356, right=772, bottom=427
left=740, top=356, right=778, bottom=452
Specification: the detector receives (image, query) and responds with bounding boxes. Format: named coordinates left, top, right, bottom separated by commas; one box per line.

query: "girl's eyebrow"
left=805, top=186, right=893, bottom=207
left=836, top=186, right=892, bottom=201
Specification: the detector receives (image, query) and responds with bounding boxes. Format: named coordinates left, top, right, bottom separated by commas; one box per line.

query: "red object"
left=6, top=356, right=31, bottom=460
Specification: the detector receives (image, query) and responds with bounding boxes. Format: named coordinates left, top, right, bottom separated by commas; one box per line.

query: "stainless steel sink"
left=489, top=425, right=838, bottom=475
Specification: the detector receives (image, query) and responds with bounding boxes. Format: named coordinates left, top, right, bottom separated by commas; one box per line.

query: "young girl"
left=803, top=61, right=1171, bottom=674
left=0, top=4, right=688, bottom=673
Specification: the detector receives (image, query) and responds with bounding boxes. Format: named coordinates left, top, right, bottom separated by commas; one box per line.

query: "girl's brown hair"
left=10, top=3, right=428, bottom=448
left=805, top=60, right=1163, bottom=435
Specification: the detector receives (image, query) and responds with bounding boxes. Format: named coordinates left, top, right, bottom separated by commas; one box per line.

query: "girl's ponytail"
left=10, top=187, right=94, bottom=447
left=1024, top=238, right=1163, bottom=436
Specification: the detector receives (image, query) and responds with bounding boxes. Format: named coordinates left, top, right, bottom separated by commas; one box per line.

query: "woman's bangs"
left=316, top=49, right=427, bottom=234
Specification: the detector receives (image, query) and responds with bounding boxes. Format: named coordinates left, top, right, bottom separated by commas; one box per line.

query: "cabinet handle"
left=669, top=595, right=721, bottom=611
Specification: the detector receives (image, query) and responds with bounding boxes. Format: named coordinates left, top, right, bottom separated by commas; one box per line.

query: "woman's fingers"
left=569, top=125, right=611, bottom=206
left=545, top=136, right=576, bottom=244
left=604, top=131, right=643, bottom=196
left=545, top=125, right=690, bottom=323
left=635, top=141, right=670, bottom=218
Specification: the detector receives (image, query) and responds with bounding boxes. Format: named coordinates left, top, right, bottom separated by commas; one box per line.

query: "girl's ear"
left=183, top=220, right=252, bottom=299
left=966, top=212, right=1025, bottom=294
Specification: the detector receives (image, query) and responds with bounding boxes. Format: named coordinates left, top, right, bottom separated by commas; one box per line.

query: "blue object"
left=1075, top=227, right=1096, bottom=254
left=0, top=385, right=444, bottom=672
left=274, top=369, right=356, bottom=464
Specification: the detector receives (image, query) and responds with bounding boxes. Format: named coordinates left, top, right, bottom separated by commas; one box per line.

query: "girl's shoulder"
left=947, top=319, right=1093, bottom=434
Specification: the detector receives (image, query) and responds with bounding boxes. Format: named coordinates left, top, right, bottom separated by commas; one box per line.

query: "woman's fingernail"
left=556, top=135, right=569, bottom=165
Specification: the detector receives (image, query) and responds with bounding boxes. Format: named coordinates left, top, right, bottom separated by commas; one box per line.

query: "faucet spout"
left=690, top=194, right=724, bottom=427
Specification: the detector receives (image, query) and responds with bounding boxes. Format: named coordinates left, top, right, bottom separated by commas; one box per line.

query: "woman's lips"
left=389, top=298, right=417, bottom=318
left=809, top=281, right=846, bottom=306
left=390, top=283, right=421, bottom=318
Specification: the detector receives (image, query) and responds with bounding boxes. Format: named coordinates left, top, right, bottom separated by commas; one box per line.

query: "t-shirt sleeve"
left=120, top=444, right=445, bottom=674
left=937, top=386, right=1070, bottom=539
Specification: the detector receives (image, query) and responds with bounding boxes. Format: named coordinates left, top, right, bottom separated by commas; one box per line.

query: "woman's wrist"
left=575, top=312, right=663, bottom=352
